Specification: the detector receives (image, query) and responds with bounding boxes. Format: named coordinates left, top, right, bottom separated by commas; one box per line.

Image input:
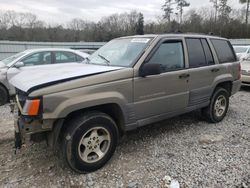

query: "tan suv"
left=10, top=34, right=241, bottom=173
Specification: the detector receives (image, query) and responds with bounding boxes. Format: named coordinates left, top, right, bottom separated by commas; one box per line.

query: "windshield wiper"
left=85, top=57, right=90, bottom=64
left=98, top=54, right=110, bottom=66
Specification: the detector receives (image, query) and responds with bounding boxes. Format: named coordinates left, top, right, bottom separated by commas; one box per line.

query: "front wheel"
left=62, top=111, right=119, bottom=173
left=202, top=87, right=229, bottom=123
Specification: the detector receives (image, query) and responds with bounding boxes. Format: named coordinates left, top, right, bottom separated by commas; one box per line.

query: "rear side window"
left=201, top=39, right=214, bottom=65
left=55, top=51, right=77, bottom=63
left=211, top=39, right=236, bottom=63
left=186, top=38, right=207, bottom=68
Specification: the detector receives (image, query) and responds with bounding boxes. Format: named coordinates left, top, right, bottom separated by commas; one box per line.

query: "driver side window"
left=148, top=41, right=184, bottom=72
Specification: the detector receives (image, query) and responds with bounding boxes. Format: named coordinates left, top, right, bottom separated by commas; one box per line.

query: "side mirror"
left=14, top=62, right=24, bottom=68
left=139, top=63, right=162, bottom=77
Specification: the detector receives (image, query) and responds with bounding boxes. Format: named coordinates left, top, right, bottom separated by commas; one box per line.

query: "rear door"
left=185, top=38, right=220, bottom=107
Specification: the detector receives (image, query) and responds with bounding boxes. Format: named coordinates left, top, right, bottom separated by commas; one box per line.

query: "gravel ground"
left=0, top=88, right=250, bottom=188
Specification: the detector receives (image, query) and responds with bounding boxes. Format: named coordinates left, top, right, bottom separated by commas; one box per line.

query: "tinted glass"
left=201, top=39, right=214, bottom=65
left=147, top=41, right=184, bottom=72
left=186, top=38, right=207, bottom=68
left=211, top=39, right=236, bottom=63
left=55, top=52, right=77, bottom=63
left=76, top=55, right=84, bottom=62
left=22, top=52, right=52, bottom=66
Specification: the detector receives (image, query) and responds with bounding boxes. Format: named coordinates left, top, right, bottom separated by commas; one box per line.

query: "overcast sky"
left=0, top=0, right=243, bottom=24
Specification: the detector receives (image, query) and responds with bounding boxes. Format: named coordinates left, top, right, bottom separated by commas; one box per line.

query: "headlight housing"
left=23, top=99, right=41, bottom=116
left=16, top=94, right=41, bottom=116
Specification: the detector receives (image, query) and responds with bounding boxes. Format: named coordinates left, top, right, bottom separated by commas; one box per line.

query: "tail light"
left=237, top=63, right=241, bottom=80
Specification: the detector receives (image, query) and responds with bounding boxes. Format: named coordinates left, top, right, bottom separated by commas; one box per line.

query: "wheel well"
left=0, top=83, right=9, bottom=100
left=215, top=81, right=232, bottom=95
left=59, top=103, right=126, bottom=140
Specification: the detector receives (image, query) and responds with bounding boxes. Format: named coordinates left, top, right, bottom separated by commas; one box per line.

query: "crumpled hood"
left=10, top=63, right=124, bottom=93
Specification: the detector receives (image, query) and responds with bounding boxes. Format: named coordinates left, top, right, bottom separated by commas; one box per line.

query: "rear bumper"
left=231, top=80, right=241, bottom=95
left=241, top=75, right=250, bottom=86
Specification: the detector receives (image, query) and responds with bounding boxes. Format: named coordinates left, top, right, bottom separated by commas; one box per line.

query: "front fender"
left=43, top=91, right=128, bottom=120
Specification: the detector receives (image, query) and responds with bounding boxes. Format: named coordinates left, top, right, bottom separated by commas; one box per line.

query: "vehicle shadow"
left=240, top=85, right=250, bottom=92
left=120, top=110, right=204, bottom=145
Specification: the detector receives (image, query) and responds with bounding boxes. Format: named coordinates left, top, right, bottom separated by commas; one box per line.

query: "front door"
left=133, top=39, right=189, bottom=120
left=7, top=51, right=52, bottom=94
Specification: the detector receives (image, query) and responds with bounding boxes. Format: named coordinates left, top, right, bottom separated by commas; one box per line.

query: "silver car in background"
left=0, top=48, right=89, bottom=105
left=240, top=56, right=250, bottom=86
left=233, top=45, right=250, bottom=60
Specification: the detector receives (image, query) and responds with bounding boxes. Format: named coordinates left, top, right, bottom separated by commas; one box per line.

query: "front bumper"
left=14, top=115, right=34, bottom=148
left=14, top=111, right=53, bottom=149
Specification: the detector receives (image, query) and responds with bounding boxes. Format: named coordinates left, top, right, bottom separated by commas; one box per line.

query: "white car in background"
left=233, top=45, right=250, bottom=60
left=240, top=56, right=250, bottom=86
left=0, top=48, right=89, bottom=105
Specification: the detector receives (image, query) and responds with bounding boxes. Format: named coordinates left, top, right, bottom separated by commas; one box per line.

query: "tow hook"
left=14, top=131, right=22, bottom=154
left=9, top=102, right=15, bottom=113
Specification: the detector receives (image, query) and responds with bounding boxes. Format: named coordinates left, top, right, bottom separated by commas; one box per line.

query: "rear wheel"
left=202, top=87, right=229, bottom=123
left=62, top=111, right=119, bottom=173
left=0, top=85, right=8, bottom=106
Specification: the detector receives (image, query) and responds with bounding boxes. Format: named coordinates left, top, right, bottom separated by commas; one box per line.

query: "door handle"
left=211, top=68, right=220, bottom=73
left=179, top=73, right=190, bottom=79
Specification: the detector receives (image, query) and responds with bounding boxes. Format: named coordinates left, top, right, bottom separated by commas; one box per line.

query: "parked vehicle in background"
left=79, top=49, right=96, bottom=55
left=0, top=48, right=89, bottom=105
left=233, top=45, right=250, bottom=60
left=240, top=56, right=250, bottom=86
left=10, top=34, right=241, bottom=173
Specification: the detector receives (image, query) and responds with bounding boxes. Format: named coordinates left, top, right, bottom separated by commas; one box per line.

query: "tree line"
left=0, top=0, right=249, bottom=42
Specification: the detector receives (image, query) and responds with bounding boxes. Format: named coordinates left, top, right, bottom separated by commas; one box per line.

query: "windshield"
left=88, top=38, right=152, bottom=67
left=1, top=52, right=26, bottom=65
left=234, top=47, right=248, bottom=53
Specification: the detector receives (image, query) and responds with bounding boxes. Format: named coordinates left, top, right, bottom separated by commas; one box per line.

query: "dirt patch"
left=0, top=90, right=250, bottom=187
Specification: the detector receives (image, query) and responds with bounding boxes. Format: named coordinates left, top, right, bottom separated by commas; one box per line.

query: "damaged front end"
left=13, top=89, right=46, bottom=150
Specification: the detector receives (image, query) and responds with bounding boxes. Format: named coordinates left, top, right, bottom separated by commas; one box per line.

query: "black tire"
left=202, top=87, right=229, bottom=123
left=62, top=111, right=119, bottom=173
left=0, top=85, right=8, bottom=106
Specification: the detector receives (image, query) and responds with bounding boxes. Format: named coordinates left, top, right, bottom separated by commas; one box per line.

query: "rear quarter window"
left=211, top=39, right=236, bottom=63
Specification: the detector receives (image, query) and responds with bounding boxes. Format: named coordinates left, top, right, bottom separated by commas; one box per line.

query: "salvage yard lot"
left=0, top=89, right=250, bottom=188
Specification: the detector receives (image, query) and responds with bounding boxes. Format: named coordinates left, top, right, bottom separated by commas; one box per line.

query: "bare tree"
left=0, top=7, right=250, bottom=42
left=176, top=0, right=190, bottom=25
left=210, top=0, right=219, bottom=24
left=218, top=0, right=232, bottom=21
left=136, top=13, right=144, bottom=35
left=162, top=0, right=175, bottom=22
left=240, top=0, right=250, bottom=25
